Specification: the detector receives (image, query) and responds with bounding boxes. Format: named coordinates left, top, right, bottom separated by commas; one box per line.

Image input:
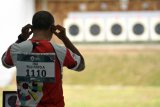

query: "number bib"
left=16, top=53, right=55, bottom=83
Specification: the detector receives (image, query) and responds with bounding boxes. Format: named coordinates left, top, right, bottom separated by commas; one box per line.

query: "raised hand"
left=19, top=24, right=33, bottom=41
left=52, top=25, right=67, bottom=40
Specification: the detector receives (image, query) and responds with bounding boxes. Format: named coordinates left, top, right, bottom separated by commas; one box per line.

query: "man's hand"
left=52, top=25, right=67, bottom=40
left=52, top=25, right=85, bottom=71
left=19, top=24, right=33, bottom=41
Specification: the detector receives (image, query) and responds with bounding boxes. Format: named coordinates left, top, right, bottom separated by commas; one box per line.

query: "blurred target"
left=90, top=24, right=101, bottom=36
left=155, top=23, right=160, bottom=34
left=106, top=17, right=127, bottom=42
left=111, top=24, right=122, bottom=35
left=69, top=24, right=79, bottom=36
left=3, top=91, right=17, bottom=107
left=133, top=23, right=144, bottom=35
left=128, top=17, right=149, bottom=41
left=85, top=18, right=105, bottom=42
left=64, top=18, right=84, bottom=42
left=150, top=17, right=160, bottom=41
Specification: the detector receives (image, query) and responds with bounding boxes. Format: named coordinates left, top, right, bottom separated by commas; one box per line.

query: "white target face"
left=150, top=17, right=160, bottom=41
left=3, top=91, right=17, bottom=107
left=128, top=17, right=149, bottom=41
left=84, top=18, right=105, bottom=42
left=106, top=17, right=127, bottom=42
left=64, top=18, right=84, bottom=42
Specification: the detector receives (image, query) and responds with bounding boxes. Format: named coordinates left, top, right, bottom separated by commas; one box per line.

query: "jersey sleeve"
left=1, top=41, right=33, bottom=68
left=52, top=43, right=81, bottom=71
left=1, top=42, right=22, bottom=68
left=1, top=46, right=14, bottom=68
left=63, top=48, right=81, bottom=70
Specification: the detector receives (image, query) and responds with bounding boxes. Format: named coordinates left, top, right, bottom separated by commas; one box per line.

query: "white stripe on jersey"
left=51, top=42, right=81, bottom=71
left=10, top=41, right=33, bottom=65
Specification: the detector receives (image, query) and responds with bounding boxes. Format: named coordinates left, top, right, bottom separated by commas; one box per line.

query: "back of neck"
left=31, top=30, right=51, bottom=41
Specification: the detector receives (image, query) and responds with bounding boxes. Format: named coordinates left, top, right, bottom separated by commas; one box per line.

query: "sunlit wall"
left=0, top=0, right=35, bottom=87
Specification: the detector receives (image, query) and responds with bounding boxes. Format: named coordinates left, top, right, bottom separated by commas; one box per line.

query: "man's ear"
left=30, top=24, right=33, bottom=29
left=50, top=25, right=55, bottom=33
left=30, top=24, right=33, bottom=32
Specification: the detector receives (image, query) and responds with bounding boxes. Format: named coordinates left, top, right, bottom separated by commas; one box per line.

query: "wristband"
left=18, top=34, right=26, bottom=42
left=16, top=34, right=26, bottom=43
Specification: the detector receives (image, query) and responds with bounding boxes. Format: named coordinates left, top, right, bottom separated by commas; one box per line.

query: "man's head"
left=32, top=11, right=54, bottom=30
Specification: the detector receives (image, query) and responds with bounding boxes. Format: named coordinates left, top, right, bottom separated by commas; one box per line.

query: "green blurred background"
left=1, top=44, right=160, bottom=107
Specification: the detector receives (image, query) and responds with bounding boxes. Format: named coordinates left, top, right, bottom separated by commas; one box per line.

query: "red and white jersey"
left=1, top=39, right=81, bottom=107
